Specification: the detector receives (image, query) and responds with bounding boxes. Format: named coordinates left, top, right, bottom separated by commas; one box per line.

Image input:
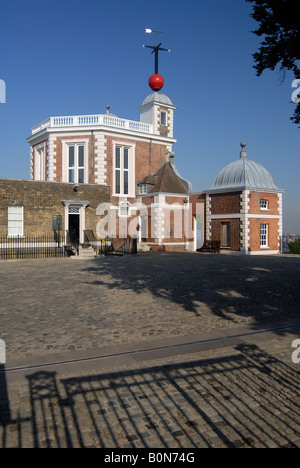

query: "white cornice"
left=204, top=187, right=285, bottom=195
left=61, top=200, right=90, bottom=208
left=27, top=126, right=177, bottom=145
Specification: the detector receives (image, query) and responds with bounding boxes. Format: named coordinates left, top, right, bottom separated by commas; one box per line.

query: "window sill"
left=113, top=194, right=134, bottom=198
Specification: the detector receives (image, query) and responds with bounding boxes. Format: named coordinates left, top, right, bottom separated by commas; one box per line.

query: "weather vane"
left=143, top=29, right=170, bottom=92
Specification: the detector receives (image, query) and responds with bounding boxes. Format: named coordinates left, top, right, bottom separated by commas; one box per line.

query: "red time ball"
left=149, top=74, right=164, bottom=92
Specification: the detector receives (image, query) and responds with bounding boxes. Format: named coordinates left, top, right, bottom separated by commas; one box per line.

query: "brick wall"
left=165, top=196, right=186, bottom=205
left=211, top=192, right=241, bottom=214
left=32, top=132, right=171, bottom=204
left=190, top=193, right=206, bottom=213
left=157, top=106, right=171, bottom=137
left=106, top=136, right=169, bottom=202
left=0, top=179, right=109, bottom=237
left=54, top=135, right=95, bottom=184
left=211, top=218, right=241, bottom=251
left=163, top=206, right=185, bottom=243
left=249, top=218, right=280, bottom=252
left=249, top=192, right=279, bottom=214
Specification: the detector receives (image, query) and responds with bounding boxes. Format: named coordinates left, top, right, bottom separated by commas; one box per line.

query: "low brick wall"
left=0, top=179, right=110, bottom=237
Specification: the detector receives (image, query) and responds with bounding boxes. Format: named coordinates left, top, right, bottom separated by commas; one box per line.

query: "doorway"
left=140, top=215, right=148, bottom=242
left=62, top=201, right=90, bottom=245
left=194, top=214, right=204, bottom=251
left=69, top=213, right=80, bottom=244
left=221, top=222, right=231, bottom=248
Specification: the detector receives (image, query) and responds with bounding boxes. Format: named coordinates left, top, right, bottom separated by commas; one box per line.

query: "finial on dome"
left=240, top=141, right=247, bottom=160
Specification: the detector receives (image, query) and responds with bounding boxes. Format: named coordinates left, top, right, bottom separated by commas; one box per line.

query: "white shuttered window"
left=68, top=144, right=86, bottom=184
left=113, top=143, right=135, bottom=197
left=260, top=224, right=269, bottom=248
left=8, top=206, right=24, bottom=237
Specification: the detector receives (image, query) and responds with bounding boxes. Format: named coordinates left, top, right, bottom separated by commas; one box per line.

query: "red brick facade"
left=106, top=136, right=170, bottom=204
left=249, top=218, right=280, bottom=252
left=211, top=218, right=241, bottom=251
left=207, top=190, right=282, bottom=254
left=54, top=135, right=96, bottom=185
left=211, top=192, right=241, bottom=215
left=249, top=192, right=279, bottom=215
left=27, top=105, right=283, bottom=255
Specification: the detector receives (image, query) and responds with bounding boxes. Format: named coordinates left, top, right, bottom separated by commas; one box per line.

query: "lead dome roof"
left=208, top=142, right=284, bottom=193
left=142, top=92, right=175, bottom=107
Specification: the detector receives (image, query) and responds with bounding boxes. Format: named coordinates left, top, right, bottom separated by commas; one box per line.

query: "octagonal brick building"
left=204, top=142, right=285, bottom=255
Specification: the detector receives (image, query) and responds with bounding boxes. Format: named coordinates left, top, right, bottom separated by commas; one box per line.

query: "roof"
left=207, top=142, right=284, bottom=193
left=149, top=163, right=187, bottom=194
left=141, top=92, right=175, bottom=107
left=140, top=153, right=192, bottom=195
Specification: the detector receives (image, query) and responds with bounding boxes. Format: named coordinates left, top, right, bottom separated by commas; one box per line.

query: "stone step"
left=71, top=245, right=97, bottom=259
left=137, top=242, right=151, bottom=252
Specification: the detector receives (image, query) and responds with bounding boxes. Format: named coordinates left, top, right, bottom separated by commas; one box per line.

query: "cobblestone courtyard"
left=1, top=253, right=300, bottom=359
left=0, top=252, right=300, bottom=448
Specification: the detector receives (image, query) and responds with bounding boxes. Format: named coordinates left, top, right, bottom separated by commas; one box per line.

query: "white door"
left=194, top=214, right=204, bottom=250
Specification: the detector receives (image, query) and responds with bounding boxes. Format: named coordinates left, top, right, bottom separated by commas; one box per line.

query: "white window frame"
left=138, top=184, right=148, bottom=195
left=62, top=139, right=89, bottom=184
left=68, top=144, right=86, bottom=184
left=260, top=223, right=269, bottom=248
left=160, top=111, right=167, bottom=126
left=260, top=199, right=269, bottom=211
left=34, top=143, right=46, bottom=181
left=118, top=200, right=131, bottom=218
left=113, top=142, right=135, bottom=197
left=8, top=206, right=24, bottom=237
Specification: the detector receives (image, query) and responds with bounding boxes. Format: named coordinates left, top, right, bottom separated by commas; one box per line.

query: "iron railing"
left=83, top=231, right=111, bottom=256
left=113, top=237, right=138, bottom=255
left=0, top=235, right=71, bottom=260
left=0, top=233, right=138, bottom=260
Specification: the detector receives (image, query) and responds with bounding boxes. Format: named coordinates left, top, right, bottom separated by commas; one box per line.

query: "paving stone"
left=0, top=253, right=300, bottom=448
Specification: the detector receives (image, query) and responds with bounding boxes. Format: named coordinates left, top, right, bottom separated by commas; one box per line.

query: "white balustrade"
left=31, top=118, right=51, bottom=134
left=32, top=114, right=153, bottom=135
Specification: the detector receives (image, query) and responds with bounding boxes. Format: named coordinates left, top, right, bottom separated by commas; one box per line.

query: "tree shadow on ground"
left=1, top=344, right=300, bottom=448
left=0, top=364, right=11, bottom=447
left=81, top=253, right=300, bottom=331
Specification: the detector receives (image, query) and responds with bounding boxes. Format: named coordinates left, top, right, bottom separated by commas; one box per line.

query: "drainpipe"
left=149, top=139, right=152, bottom=175
left=183, top=197, right=188, bottom=250
left=90, top=130, right=94, bottom=184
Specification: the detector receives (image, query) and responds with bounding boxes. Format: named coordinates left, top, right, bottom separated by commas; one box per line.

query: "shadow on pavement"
left=0, top=364, right=11, bottom=447
left=1, top=344, right=300, bottom=448
left=81, top=254, right=300, bottom=329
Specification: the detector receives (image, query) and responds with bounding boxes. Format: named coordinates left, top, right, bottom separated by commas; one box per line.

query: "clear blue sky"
left=0, top=0, right=299, bottom=233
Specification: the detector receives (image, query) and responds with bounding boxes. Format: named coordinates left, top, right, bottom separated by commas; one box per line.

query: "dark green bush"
left=289, top=240, right=300, bottom=254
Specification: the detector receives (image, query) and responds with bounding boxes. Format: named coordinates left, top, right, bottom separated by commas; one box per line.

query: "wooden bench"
left=198, top=241, right=221, bottom=253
